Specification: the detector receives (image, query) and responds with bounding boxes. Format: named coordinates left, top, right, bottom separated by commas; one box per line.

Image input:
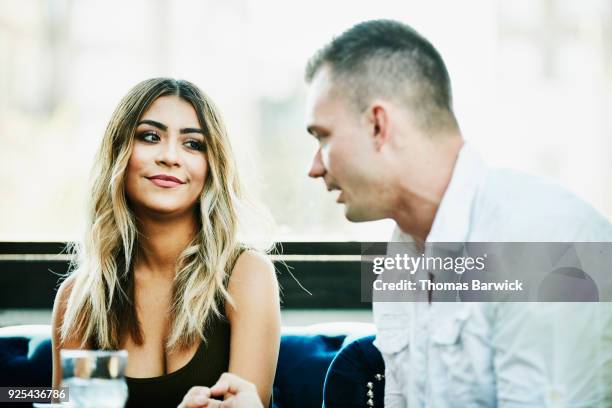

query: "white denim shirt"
left=373, top=143, right=612, bottom=407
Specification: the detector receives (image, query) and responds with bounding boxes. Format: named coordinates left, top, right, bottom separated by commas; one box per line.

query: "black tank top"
left=124, top=314, right=230, bottom=408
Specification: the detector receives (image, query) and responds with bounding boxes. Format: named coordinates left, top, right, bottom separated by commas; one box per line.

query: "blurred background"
left=1, top=0, right=611, bottom=243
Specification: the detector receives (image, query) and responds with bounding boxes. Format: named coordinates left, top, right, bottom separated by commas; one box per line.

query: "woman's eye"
left=185, top=140, right=205, bottom=151
left=139, top=132, right=160, bottom=143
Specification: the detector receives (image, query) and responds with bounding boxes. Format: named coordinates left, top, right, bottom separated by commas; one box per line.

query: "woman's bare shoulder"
left=225, top=250, right=279, bottom=319
left=53, top=274, right=77, bottom=316
left=51, top=274, right=82, bottom=348
left=229, top=249, right=276, bottom=287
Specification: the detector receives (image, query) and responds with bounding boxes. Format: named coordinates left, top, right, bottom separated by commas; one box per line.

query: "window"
left=1, top=0, right=610, bottom=241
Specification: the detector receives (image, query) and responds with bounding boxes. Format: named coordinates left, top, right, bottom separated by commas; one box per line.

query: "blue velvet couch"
left=0, top=323, right=384, bottom=408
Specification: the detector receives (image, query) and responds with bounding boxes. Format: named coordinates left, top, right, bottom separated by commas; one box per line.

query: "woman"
left=51, top=78, right=280, bottom=407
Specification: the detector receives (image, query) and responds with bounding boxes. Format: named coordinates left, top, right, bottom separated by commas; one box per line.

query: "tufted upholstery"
left=0, top=325, right=53, bottom=388
left=323, top=335, right=385, bottom=407
left=0, top=323, right=382, bottom=408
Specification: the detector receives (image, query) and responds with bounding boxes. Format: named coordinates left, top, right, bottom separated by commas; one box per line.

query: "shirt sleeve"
left=380, top=346, right=409, bottom=408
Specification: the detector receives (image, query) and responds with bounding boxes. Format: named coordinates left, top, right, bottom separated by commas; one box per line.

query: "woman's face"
left=125, top=95, right=208, bottom=219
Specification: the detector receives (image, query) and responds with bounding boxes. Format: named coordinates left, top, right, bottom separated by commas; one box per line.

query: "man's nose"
left=308, top=148, right=326, bottom=178
left=157, top=138, right=180, bottom=167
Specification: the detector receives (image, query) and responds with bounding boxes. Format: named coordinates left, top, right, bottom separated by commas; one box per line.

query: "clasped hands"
left=178, top=373, right=263, bottom=408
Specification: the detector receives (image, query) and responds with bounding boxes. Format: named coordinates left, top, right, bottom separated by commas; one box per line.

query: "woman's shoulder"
left=51, top=274, right=82, bottom=348
left=225, top=249, right=278, bottom=316
left=229, top=249, right=276, bottom=285
left=53, top=274, right=76, bottom=317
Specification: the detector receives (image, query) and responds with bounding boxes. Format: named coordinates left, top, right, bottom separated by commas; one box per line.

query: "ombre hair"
left=61, top=78, right=248, bottom=351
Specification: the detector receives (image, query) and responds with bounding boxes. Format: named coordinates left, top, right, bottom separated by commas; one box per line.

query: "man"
left=304, top=19, right=612, bottom=406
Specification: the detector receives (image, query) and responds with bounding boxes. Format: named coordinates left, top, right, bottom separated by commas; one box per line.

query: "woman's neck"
left=134, top=213, right=198, bottom=279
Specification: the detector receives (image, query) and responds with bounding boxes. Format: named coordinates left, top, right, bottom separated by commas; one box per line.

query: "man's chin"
left=344, top=205, right=382, bottom=223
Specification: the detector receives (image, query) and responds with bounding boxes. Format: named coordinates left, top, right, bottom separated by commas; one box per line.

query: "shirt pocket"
left=430, top=308, right=480, bottom=407
left=374, top=314, right=410, bottom=355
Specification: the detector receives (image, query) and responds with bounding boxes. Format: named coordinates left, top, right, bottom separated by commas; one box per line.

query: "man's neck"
left=391, top=136, right=464, bottom=242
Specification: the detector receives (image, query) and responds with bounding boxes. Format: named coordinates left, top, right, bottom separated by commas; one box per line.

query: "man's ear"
left=366, top=102, right=390, bottom=151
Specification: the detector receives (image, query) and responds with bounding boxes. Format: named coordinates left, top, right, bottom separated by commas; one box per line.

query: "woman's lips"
left=147, top=176, right=184, bottom=188
left=149, top=178, right=181, bottom=188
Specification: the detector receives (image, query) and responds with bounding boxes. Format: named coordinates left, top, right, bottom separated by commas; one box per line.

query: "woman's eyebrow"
left=137, top=120, right=203, bottom=135
left=137, top=119, right=167, bottom=131
left=180, top=127, right=204, bottom=135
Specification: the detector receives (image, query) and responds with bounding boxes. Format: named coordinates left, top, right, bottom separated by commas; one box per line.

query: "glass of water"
left=60, top=349, right=128, bottom=408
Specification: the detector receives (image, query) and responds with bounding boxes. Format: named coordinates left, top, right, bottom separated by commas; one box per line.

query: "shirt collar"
left=425, top=142, right=486, bottom=243
left=393, top=142, right=487, bottom=243
left=427, top=143, right=487, bottom=242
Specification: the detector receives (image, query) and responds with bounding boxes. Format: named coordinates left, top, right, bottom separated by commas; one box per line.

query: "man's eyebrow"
left=137, top=120, right=204, bottom=135
left=137, top=119, right=167, bottom=131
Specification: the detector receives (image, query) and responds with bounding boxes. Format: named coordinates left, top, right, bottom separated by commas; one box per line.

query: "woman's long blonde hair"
left=61, top=78, right=246, bottom=351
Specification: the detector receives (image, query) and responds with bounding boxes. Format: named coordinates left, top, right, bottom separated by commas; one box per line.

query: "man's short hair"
left=305, top=19, right=458, bottom=132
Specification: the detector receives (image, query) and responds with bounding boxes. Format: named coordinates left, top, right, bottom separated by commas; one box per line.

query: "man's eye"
left=185, top=140, right=205, bottom=151
left=138, top=132, right=160, bottom=142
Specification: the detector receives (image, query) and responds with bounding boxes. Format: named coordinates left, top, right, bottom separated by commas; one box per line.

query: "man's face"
left=305, top=67, right=383, bottom=222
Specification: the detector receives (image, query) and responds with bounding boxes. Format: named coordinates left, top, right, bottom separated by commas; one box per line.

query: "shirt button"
left=547, top=387, right=564, bottom=407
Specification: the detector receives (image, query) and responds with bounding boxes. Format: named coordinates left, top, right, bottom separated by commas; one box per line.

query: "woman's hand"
left=177, top=386, right=212, bottom=408
left=177, top=374, right=262, bottom=408
left=208, top=373, right=263, bottom=408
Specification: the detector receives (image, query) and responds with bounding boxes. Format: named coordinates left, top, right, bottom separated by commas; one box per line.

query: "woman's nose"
left=156, top=138, right=181, bottom=167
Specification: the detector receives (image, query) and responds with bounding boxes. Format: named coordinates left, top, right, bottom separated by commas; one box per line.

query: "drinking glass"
left=60, top=349, right=128, bottom=408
